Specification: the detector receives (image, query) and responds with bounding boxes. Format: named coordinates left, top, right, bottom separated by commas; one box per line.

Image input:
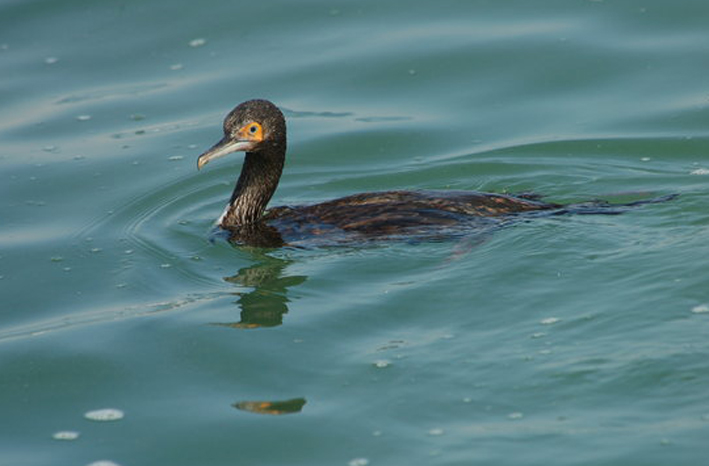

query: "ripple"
left=283, top=108, right=353, bottom=119
left=77, top=170, right=219, bottom=287
left=0, top=292, right=223, bottom=343
left=55, top=83, right=169, bottom=105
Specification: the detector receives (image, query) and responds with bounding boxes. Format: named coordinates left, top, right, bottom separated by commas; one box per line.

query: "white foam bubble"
left=84, top=408, right=124, bottom=422
left=52, top=431, right=80, bottom=440
left=348, top=458, right=369, bottom=466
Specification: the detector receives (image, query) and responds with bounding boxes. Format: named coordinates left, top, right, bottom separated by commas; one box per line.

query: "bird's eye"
left=240, top=122, right=262, bottom=140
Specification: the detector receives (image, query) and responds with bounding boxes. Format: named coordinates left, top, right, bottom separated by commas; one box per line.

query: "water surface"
left=1, top=0, right=709, bottom=465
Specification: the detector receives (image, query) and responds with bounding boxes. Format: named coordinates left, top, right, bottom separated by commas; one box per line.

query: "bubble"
left=348, top=458, right=369, bottom=466
left=690, top=168, right=709, bottom=175
left=84, top=408, right=124, bottom=422
left=52, top=431, right=80, bottom=441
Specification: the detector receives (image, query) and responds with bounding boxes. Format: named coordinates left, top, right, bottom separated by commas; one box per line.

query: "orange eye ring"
left=238, top=122, right=263, bottom=142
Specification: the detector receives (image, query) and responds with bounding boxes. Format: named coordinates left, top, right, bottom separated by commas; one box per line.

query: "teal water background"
left=2, top=0, right=709, bottom=464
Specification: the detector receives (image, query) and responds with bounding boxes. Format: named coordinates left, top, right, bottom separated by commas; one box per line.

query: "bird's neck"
left=221, top=148, right=285, bottom=227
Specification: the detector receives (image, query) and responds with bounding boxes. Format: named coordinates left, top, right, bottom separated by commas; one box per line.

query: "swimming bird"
left=196, top=99, right=674, bottom=247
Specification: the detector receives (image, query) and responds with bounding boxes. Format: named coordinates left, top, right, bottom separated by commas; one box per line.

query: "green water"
left=2, top=0, right=709, bottom=464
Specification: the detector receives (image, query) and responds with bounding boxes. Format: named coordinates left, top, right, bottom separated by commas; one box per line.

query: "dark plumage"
left=196, top=99, right=675, bottom=247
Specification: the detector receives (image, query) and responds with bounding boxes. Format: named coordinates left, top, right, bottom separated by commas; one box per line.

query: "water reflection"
left=213, top=252, right=307, bottom=329
left=233, top=397, right=306, bottom=415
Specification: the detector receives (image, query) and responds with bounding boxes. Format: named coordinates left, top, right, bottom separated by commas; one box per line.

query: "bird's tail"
left=554, top=193, right=679, bottom=216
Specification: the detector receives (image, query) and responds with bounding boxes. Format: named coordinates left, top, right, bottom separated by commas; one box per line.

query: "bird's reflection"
left=233, top=397, right=306, bottom=415
left=213, top=250, right=307, bottom=329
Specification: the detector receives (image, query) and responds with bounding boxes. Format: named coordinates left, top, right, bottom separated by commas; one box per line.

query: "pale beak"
left=197, top=137, right=256, bottom=170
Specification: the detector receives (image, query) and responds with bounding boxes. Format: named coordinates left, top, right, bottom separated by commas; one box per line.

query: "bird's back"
left=261, top=190, right=559, bottom=244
